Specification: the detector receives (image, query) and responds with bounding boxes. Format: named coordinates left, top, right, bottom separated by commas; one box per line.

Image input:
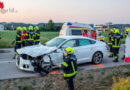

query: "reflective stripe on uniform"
left=28, top=34, right=34, bottom=41
left=16, top=41, right=22, bottom=43
left=108, top=43, right=112, bottom=45
left=34, top=39, right=40, bottom=42
left=62, top=61, right=68, bottom=67
left=36, top=33, right=40, bottom=36
left=112, top=45, right=120, bottom=48
left=114, top=56, right=118, bottom=59
left=64, top=61, right=78, bottom=77
left=16, top=34, right=21, bottom=37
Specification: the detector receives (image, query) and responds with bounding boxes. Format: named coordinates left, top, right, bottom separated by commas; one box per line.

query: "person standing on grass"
left=21, top=27, right=28, bottom=47
left=34, top=26, right=40, bottom=45
left=59, top=47, right=78, bottom=90
left=13, top=26, right=22, bottom=59
left=82, top=30, right=88, bottom=37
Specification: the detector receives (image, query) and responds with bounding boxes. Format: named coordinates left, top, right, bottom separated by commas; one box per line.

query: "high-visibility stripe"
left=64, top=61, right=78, bottom=77
left=34, top=39, right=40, bottom=41
left=114, top=56, right=117, bottom=59
left=16, top=41, right=22, bottom=43
left=71, top=62, right=75, bottom=72
left=64, top=71, right=78, bottom=77
left=62, top=62, right=68, bottom=67
left=112, top=46, right=120, bottom=48
left=115, top=38, right=117, bottom=46
left=16, top=34, right=21, bottom=37
left=28, top=39, right=33, bottom=41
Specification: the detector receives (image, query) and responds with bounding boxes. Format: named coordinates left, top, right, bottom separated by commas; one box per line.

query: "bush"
left=112, top=77, right=130, bottom=90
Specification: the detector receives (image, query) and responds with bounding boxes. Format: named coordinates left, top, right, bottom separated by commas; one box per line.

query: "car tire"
left=92, top=51, right=103, bottom=64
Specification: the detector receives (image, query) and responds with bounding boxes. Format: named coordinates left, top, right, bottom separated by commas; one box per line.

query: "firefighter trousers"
left=109, top=45, right=113, bottom=56
left=27, top=40, right=34, bottom=46
left=14, top=43, right=21, bottom=54
left=113, top=48, right=120, bottom=61
left=66, top=78, right=74, bottom=90
left=22, top=41, right=26, bottom=47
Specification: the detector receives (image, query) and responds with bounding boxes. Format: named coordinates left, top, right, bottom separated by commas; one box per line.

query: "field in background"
left=0, top=31, right=59, bottom=48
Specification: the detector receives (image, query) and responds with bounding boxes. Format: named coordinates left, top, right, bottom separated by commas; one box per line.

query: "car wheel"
left=92, top=52, right=103, bottom=64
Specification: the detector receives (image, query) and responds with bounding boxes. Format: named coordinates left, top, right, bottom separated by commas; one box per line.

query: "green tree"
left=45, top=20, right=55, bottom=31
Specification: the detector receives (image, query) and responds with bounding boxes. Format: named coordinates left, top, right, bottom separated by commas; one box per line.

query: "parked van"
left=59, top=22, right=94, bottom=37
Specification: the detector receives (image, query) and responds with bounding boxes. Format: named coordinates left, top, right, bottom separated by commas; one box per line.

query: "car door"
left=75, top=39, right=94, bottom=63
left=51, top=39, right=77, bottom=66
left=60, top=39, right=87, bottom=64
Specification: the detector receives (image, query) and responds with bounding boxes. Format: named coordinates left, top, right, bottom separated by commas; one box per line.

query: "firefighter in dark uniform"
left=121, top=28, right=129, bottom=60
left=59, top=47, right=78, bottom=90
left=13, top=26, right=22, bottom=59
left=34, top=26, right=40, bottom=45
left=27, top=26, right=35, bottom=46
left=111, top=29, right=122, bottom=62
left=108, top=29, right=114, bottom=57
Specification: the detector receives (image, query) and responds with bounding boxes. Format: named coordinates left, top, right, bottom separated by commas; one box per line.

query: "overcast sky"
left=0, top=0, right=130, bottom=24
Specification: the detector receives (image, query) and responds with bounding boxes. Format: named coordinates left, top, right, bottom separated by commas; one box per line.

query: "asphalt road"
left=0, top=46, right=129, bottom=80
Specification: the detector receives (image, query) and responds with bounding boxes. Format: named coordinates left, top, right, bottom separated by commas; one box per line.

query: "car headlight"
left=21, top=54, right=28, bottom=60
left=43, top=55, right=50, bottom=63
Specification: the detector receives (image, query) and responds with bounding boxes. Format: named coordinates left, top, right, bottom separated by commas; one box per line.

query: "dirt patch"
left=0, top=65, right=130, bottom=90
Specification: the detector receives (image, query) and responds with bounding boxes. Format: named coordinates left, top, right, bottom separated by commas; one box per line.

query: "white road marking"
left=0, top=61, right=15, bottom=64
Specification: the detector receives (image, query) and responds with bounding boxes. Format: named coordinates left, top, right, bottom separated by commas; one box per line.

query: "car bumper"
left=16, top=56, right=34, bottom=71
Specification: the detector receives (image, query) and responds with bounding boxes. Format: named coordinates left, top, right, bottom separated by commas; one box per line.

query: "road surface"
left=0, top=46, right=129, bottom=80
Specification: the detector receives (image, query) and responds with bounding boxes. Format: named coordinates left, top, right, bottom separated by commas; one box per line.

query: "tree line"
left=1, top=20, right=63, bottom=32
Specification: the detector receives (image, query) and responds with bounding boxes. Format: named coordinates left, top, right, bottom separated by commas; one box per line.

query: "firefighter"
left=27, top=26, right=35, bottom=46
left=21, top=27, right=27, bottom=47
left=113, top=28, right=116, bottom=33
left=121, top=28, right=129, bottom=60
left=82, top=30, right=88, bottom=37
left=91, top=30, right=96, bottom=40
left=13, top=26, right=22, bottom=59
left=108, top=29, right=114, bottom=57
left=111, top=29, right=122, bottom=62
left=59, top=47, right=78, bottom=90
left=34, top=26, right=40, bottom=45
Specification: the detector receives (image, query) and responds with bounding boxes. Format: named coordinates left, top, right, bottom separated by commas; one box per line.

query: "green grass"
left=0, top=31, right=59, bottom=48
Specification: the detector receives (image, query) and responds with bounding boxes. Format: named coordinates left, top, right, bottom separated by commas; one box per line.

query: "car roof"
left=58, top=36, right=95, bottom=40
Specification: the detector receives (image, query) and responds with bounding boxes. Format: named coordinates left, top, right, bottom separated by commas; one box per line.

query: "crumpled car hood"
left=17, top=44, right=56, bottom=57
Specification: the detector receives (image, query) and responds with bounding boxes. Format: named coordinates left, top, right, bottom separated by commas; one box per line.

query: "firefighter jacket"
left=27, top=30, right=35, bottom=41
left=108, top=33, right=113, bottom=45
left=16, top=31, right=22, bottom=43
left=61, top=54, right=78, bottom=79
left=111, top=34, right=122, bottom=48
left=34, top=31, right=40, bottom=42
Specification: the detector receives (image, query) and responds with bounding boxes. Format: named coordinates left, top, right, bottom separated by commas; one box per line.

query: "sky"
left=0, top=0, right=130, bottom=24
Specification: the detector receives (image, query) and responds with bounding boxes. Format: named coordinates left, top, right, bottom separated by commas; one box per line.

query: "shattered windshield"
left=45, top=38, right=66, bottom=47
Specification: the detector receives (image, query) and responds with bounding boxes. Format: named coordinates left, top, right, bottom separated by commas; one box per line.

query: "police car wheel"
left=92, top=52, right=103, bottom=64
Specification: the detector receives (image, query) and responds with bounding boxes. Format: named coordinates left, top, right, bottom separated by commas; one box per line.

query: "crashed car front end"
left=16, top=54, right=44, bottom=71
left=16, top=44, right=56, bottom=72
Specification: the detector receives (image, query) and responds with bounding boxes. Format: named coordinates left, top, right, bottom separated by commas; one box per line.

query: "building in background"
left=0, top=24, right=4, bottom=31
left=94, top=24, right=108, bottom=32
